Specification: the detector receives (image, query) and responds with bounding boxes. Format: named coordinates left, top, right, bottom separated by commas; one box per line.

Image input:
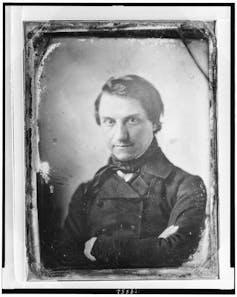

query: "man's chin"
left=112, top=152, right=135, bottom=162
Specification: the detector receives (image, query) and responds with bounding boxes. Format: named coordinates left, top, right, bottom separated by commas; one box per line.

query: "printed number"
left=116, top=289, right=138, bottom=294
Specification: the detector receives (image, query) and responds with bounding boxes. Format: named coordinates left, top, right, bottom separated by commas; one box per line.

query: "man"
left=56, top=74, right=207, bottom=269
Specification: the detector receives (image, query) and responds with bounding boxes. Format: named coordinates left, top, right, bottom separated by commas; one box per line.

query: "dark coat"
left=55, top=147, right=206, bottom=269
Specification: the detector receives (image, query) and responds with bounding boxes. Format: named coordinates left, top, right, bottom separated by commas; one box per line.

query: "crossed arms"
left=57, top=175, right=206, bottom=268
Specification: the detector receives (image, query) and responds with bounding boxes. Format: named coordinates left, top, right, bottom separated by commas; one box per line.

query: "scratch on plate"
left=36, top=42, right=61, bottom=111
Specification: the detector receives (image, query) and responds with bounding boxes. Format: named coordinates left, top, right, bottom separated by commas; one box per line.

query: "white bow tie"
left=117, top=170, right=135, bottom=182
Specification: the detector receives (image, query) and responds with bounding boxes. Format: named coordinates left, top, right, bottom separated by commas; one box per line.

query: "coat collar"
left=141, top=146, right=174, bottom=179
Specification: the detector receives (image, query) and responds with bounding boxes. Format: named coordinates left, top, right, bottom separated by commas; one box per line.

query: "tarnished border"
left=24, top=20, right=218, bottom=280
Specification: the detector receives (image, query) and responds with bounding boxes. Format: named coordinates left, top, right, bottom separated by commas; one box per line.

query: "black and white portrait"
left=3, top=2, right=235, bottom=293
left=23, top=21, right=218, bottom=279
left=3, top=3, right=235, bottom=292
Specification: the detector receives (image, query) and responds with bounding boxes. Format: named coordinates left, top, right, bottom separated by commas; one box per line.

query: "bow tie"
left=116, top=170, right=135, bottom=182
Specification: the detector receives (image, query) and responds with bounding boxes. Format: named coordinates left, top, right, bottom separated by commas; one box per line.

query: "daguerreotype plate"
left=24, top=20, right=218, bottom=280
left=3, top=4, right=234, bottom=293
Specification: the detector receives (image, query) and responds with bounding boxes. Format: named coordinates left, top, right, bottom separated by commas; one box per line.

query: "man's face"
left=98, top=92, right=155, bottom=161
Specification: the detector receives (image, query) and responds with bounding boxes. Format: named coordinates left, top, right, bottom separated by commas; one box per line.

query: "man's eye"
left=127, top=117, right=139, bottom=124
left=103, top=119, right=115, bottom=126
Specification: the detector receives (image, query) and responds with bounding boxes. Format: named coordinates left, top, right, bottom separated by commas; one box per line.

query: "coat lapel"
left=97, top=147, right=174, bottom=200
left=142, top=147, right=174, bottom=179
left=98, top=175, right=141, bottom=199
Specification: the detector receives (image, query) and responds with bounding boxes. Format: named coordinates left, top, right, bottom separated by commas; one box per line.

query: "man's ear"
left=152, top=123, right=157, bottom=131
left=152, top=122, right=161, bottom=133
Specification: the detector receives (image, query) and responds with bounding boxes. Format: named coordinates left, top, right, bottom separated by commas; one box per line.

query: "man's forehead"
left=99, top=92, right=147, bottom=118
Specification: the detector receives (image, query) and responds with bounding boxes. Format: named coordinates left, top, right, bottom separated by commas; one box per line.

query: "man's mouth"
left=114, top=144, right=133, bottom=148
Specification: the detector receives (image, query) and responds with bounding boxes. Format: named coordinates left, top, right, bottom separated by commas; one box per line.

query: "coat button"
left=97, top=200, right=104, bottom=208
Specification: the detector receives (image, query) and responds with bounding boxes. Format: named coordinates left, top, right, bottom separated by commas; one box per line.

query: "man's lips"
left=113, top=144, right=133, bottom=148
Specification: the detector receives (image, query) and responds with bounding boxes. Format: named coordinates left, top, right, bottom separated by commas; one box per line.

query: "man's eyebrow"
left=101, top=114, right=142, bottom=120
left=101, top=116, right=114, bottom=120
left=100, top=116, right=116, bottom=123
left=124, top=114, right=141, bottom=120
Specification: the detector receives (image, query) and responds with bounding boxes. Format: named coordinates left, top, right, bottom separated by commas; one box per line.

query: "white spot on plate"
left=39, top=161, right=51, bottom=183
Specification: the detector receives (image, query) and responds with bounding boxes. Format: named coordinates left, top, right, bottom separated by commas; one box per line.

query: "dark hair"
left=94, top=74, right=164, bottom=133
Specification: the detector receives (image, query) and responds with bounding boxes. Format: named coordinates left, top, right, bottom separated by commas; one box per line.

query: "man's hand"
left=158, top=225, right=179, bottom=239
left=84, top=237, right=97, bottom=261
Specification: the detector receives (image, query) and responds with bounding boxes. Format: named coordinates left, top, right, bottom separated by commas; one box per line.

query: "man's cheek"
left=102, top=130, right=111, bottom=144
left=104, top=135, right=114, bottom=151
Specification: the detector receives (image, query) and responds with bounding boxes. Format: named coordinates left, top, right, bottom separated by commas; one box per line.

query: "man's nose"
left=114, top=123, right=129, bottom=142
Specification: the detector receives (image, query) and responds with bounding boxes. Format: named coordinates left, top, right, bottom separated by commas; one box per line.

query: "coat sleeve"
left=50, top=182, right=93, bottom=268
left=91, top=175, right=207, bottom=267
